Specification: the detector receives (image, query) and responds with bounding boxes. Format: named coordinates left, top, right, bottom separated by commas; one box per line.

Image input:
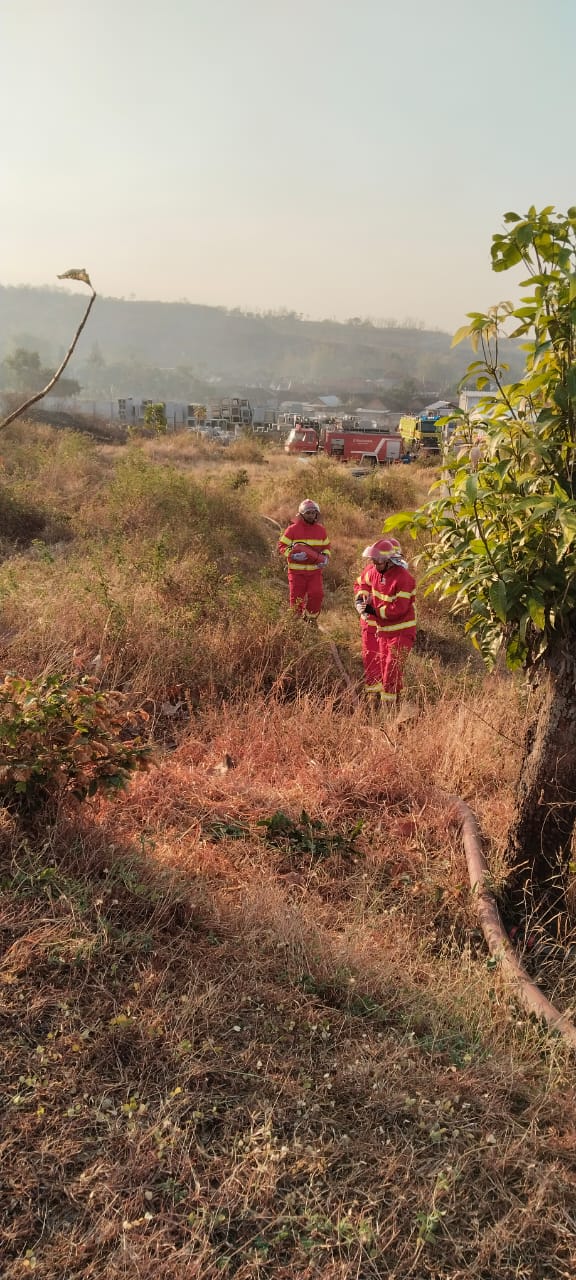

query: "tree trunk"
left=506, top=630, right=576, bottom=909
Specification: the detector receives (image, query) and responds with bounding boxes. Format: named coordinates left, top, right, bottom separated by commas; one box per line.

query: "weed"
left=259, top=808, right=362, bottom=861
left=0, top=673, right=152, bottom=810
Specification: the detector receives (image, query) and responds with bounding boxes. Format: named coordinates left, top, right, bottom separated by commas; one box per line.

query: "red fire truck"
left=285, top=421, right=403, bottom=464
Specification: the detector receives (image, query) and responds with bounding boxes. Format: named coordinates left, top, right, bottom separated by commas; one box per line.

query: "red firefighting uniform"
left=353, top=565, right=382, bottom=694
left=277, top=517, right=331, bottom=619
left=364, top=561, right=417, bottom=702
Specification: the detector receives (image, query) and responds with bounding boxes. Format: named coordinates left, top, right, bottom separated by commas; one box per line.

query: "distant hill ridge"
left=0, top=285, right=524, bottom=390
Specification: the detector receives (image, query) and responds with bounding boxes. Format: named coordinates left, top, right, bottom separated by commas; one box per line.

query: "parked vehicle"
left=284, top=424, right=321, bottom=456
left=284, top=419, right=403, bottom=464
left=321, top=427, right=402, bottom=464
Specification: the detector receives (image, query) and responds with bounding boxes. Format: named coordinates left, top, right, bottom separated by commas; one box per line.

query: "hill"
left=0, top=286, right=525, bottom=398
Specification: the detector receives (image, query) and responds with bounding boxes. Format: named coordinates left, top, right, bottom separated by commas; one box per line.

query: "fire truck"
left=285, top=419, right=403, bottom=465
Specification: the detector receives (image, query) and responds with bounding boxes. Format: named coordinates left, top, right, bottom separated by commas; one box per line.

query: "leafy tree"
left=143, top=402, right=168, bottom=434
left=4, top=348, right=46, bottom=393
left=53, top=375, right=81, bottom=398
left=3, top=349, right=81, bottom=399
left=386, top=206, right=576, bottom=905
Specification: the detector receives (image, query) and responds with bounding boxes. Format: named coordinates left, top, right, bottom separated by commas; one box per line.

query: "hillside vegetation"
left=0, top=286, right=525, bottom=393
left=2, top=424, right=576, bottom=1280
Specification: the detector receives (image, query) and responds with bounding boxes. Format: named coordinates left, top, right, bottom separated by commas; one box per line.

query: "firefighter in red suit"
left=353, top=537, right=402, bottom=698
left=362, top=538, right=416, bottom=707
left=277, top=499, right=331, bottom=620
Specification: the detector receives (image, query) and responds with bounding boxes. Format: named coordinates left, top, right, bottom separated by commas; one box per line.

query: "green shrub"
left=270, top=456, right=417, bottom=524
left=0, top=673, right=152, bottom=811
left=103, top=449, right=269, bottom=563
left=143, top=403, right=168, bottom=435
left=0, top=483, right=46, bottom=544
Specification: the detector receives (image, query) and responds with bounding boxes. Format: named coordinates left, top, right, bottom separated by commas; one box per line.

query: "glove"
left=291, top=551, right=308, bottom=561
left=354, top=597, right=368, bottom=616
left=318, top=555, right=329, bottom=567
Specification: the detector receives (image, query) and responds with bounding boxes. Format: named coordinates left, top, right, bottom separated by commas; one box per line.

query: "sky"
left=2, top=0, right=575, bottom=331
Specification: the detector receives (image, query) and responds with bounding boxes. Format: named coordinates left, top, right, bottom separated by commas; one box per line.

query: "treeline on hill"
left=0, top=285, right=525, bottom=399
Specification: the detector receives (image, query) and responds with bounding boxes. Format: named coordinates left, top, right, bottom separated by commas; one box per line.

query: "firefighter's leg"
left=378, top=634, right=399, bottom=713
left=288, top=570, right=308, bottom=615
left=303, top=569, right=324, bottom=621
left=380, top=633, right=414, bottom=707
left=361, top=622, right=382, bottom=697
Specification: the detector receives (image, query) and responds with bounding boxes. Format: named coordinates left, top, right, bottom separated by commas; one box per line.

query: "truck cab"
left=285, top=426, right=319, bottom=455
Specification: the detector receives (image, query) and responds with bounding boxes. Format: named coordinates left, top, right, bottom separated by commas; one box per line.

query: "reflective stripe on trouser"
left=288, top=568, right=324, bottom=619
left=361, top=622, right=382, bottom=692
left=379, top=629, right=415, bottom=698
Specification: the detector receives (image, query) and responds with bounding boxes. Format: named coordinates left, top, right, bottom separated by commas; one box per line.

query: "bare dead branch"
left=0, top=270, right=96, bottom=431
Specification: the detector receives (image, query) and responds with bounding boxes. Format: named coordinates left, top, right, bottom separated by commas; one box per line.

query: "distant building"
left=37, top=394, right=272, bottom=431
left=458, top=389, right=496, bottom=415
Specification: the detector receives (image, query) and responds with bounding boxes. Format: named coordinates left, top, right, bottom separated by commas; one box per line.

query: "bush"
left=0, top=483, right=46, bottom=544
left=0, top=673, right=152, bottom=811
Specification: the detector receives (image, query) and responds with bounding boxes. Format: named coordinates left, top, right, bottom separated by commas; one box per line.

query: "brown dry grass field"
left=2, top=423, right=576, bottom=1279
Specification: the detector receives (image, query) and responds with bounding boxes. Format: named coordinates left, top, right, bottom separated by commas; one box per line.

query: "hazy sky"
left=2, top=0, right=575, bottom=330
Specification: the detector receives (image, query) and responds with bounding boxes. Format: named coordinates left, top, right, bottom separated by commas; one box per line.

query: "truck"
left=284, top=419, right=403, bottom=464
left=284, top=422, right=322, bottom=455
left=411, top=402, right=457, bottom=455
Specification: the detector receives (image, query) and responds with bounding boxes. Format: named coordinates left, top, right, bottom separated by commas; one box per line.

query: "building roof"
left=423, top=400, right=452, bottom=413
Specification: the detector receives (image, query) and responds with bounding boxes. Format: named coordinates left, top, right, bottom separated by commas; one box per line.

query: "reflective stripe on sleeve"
left=371, top=588, right=415, bottom=603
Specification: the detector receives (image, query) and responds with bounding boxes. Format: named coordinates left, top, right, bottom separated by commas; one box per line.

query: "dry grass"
left=3, top=692, right=576, bottom=1278
left=1, top=424, right=576, bottom=1278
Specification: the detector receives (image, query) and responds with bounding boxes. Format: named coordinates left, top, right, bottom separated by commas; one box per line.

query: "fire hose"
left=448, top=795, right=576, bottom=1050
left=324, top=629, right=576, bottom=1049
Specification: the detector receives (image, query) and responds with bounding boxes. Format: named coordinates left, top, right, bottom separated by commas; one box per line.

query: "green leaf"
left=505, top=635, right=529, bottom=670
left=382, top=511, right=415, bottom=533
left=527, top=597, right=546, bottom=630
left=489, top=579, right=508, bottom=623
left=465, top=475, right=478, bottom=503
left=558, top=509, right=576, bottom=546
left=516, top=224, right=534, bottom=247
left=451, top=324, right=473, bottom=348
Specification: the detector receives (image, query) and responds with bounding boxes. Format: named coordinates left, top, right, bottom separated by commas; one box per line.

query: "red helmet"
left=298, top=499, right=320, bottom=516
left=362, top=537, right=401, bottom=560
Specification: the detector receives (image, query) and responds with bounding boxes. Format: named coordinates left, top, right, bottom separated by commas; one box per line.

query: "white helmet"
left=298, top=499, right=320, bottom=516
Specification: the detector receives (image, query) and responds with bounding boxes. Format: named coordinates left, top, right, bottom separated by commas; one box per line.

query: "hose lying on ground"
left=320, top=606, right=576, bottom=1048
left=448, top=796, right=576, bottom=1051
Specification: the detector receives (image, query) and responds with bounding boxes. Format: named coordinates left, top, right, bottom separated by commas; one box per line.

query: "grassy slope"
left=2, top=426, right=576, bottom=1280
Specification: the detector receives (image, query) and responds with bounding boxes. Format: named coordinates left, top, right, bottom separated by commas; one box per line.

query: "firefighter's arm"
left=355, top=596, right=376, bottom=617
left=376, top=590, right=413, bottom=622
left=353, top=574, right=376, bottom=617
left=277, top=531, right=292, bottom=559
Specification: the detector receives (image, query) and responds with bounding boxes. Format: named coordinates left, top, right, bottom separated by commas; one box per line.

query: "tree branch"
left=0, top=274, right=96, bottom=431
